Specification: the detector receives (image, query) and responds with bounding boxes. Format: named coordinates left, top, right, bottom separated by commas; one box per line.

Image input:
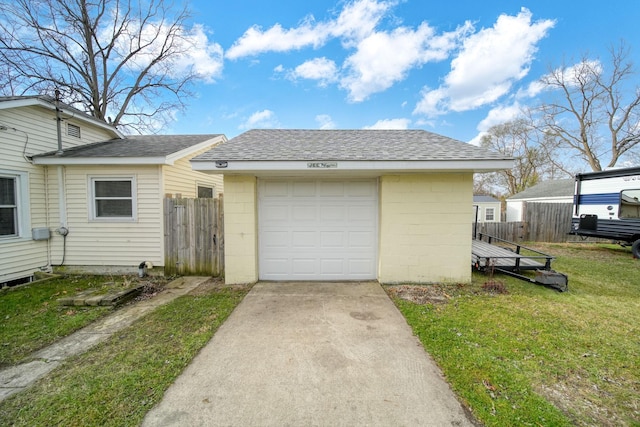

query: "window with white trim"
left=90, top=177, right=136, bottom=220
left=485, top=207, right=495, bottom=222
left=197, top=185, right=214, bottom=198
left=0, top=176, right=18, bottom=237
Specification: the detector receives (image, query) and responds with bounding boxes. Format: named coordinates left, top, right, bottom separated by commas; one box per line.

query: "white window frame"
left=485, top=207, right=495, bottom=222
left=88, top=176, right=137, bottom=222
left=196, top=183, right=215, bottom=198
left=0, top=170, right=31, bottom=239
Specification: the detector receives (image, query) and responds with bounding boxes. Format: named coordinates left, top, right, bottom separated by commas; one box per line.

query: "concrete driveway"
left=143, top=282, right=477, bottom=426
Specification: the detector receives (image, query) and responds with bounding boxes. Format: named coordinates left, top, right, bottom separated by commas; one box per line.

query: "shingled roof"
left=508, top=179, right=575, bottom=200
left=32, top=134, right=225, bottom=165
left=193, top=129, right=508, bottom=162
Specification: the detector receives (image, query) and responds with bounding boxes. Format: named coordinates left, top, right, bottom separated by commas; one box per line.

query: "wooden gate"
left=164, top=197, right=224, bottom=276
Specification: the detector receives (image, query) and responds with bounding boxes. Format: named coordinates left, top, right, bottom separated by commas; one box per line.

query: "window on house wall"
left=67, top=123, right=81, bottom=138
left=0, top=176, right=18, bottom=236
left=485, top=207, right=495, bottom=221
left=197, top=185, right=214, bottom=198
left=90, top=177, right=136, bottom=220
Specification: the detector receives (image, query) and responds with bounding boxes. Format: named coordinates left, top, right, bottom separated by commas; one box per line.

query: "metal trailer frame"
left=472, top=232, right=568, bottom=292
left=570, top=166, right=640, bottom=258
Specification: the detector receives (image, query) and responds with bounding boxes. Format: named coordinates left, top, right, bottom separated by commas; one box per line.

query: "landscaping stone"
left=58, top=284, right=145, bottom=307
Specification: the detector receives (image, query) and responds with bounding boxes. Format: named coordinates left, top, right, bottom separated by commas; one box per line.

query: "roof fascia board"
left=32, top=157, right=168, bottom=166
left=191, top=159, right=514, bottom=173
left=164, top=135, right=227, bottom=164
left=0, top=97, right=124, bottom=138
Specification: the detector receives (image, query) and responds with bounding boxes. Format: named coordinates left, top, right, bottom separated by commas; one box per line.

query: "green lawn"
left=391, top=242, right=640, bottom=426
left=0, top=275, right=138, bottom=365
left=0, top=282, right=249, bottom=427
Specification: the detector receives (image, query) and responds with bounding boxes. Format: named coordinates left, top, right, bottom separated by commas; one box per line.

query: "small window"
left=197, top=185, right=214, bottom=198
left=619, top=189, right=640, bottom=219
left=90, top=177, right=135, bottom=220
left=485, top=207, right=495, bottom=222
left=67, top=123, right=81, bottom=138
left=0, top=176, right=18, bottom=236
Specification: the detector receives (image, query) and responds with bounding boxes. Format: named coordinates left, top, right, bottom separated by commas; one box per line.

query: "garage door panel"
left=292, top=231, right=317, bottom=248
left=320, top=231, right=344, bottom=248
left=261, top=231, right=290, bottom=248
left=292, top=205, right=317, bottom=221
left=259, top=179, right=377, bottom=280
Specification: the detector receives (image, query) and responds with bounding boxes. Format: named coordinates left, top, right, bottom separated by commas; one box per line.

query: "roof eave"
left=0, top=97, right=124, bottom=139
left=191, top=159, right=514, bottom=175
left=164, top=135, right=227, bottom=164
left=32, top=157, right=169, bottom=166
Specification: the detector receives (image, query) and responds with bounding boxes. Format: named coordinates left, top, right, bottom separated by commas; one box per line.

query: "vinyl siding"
left=49, top=165, right=164, bottom=268
left=162, top=145, right=223, bottom=198
left=1, top=105, right=117, bottom=282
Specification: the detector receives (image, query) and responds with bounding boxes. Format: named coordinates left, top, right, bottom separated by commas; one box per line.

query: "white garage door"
left=258, top=179, right=378, bottom=280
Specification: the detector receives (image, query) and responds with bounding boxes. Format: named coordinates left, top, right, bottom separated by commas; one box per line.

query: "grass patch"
left=0, top=275, right=139, bottom=365
left=390, top=242, right=640, bottom=426
left=0, top=283, right=248, bottom=426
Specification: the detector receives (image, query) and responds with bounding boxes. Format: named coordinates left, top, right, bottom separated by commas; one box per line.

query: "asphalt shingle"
left=33, top=135, right=223, bottom=159
left=192, top=129, right=509, bottom=162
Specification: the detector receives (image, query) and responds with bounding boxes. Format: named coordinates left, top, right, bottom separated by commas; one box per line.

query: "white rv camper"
left=571, top=166, right=640, bottom=257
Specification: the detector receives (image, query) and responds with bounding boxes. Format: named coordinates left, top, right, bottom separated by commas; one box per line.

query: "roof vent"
left=67, top=123, right=81, bottom=138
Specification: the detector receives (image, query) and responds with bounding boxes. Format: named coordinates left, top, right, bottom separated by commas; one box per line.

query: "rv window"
left=619, top=189, right=640, bottom=219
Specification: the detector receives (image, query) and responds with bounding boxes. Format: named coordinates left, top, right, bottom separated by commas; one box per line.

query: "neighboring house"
left=191, top=129, right=512, bottom=285
left=473, top=195, right=501, bottom=223
left=506, top=179, right=574, bottom=222
left=1, top=96, right=225, bottom=284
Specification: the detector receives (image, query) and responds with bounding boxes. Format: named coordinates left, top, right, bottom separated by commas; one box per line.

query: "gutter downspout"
left=54, top=90, right=69, bottom=263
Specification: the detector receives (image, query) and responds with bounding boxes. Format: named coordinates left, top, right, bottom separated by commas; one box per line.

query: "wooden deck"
left=472, top=240, right=547, bottom=271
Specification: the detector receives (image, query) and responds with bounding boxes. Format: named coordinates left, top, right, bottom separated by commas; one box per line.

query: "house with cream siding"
left=1, top=96, right=224, bottom=284
left=191, top=129, right=513, bottom=285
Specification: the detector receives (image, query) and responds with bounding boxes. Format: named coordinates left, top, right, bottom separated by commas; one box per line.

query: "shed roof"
left=507, top=179, right=574, bottom=200
left=191, top=129, right=513, bottom=174
left=473, top=195, right=501, bottom=203
left=32, top=134, right=225, bottom=166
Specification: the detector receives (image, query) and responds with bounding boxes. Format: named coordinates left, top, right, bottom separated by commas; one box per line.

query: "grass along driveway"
left=391, top=242, right=640, bottom=426
left=0, top=280, right=249, bottom=426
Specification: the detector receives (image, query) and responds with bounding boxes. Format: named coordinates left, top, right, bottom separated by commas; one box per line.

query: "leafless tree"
left=478, top=118, right=563, bottom=197
left=533, top=42, right=640, bottom=171
left=0, top=0, right=217, bottom=133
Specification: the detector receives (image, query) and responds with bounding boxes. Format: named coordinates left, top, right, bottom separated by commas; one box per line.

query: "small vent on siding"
left=67, top=123, right=81, bottom=138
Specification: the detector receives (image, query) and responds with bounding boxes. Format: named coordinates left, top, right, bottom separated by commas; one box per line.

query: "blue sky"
left=166, top=0, right=640, bottom=145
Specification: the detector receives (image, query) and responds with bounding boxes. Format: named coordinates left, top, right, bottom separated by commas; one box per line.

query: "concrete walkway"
left=0, top=276, right=209, bottom=402
left=143, top=282, right=477, bottom=427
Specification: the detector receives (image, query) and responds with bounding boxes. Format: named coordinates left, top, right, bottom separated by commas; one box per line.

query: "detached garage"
left=191, top=129, right=512, bottom=285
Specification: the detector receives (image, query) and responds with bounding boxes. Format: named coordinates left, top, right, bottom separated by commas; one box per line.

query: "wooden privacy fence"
left=164, top=197, right=224, bottom=276
left=474, top=202, right=579, bottom=243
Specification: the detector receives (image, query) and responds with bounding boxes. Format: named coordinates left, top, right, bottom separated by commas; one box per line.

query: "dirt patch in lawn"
left=188, top=278, right=252, bottom=296
left=385, top=285, right=454, bottom=305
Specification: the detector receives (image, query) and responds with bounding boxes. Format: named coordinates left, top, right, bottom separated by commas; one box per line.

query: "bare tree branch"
left=0, top=0, right=206, bottom=133
left=532, top=41, right=640, bottom=171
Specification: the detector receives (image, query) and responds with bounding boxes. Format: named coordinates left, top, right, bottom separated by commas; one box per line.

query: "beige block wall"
left=378, top=173, right=473, bottom=284
left=223, top=175, right=259, bottom=284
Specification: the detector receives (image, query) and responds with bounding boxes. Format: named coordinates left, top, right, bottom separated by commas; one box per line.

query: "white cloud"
left=364, top=118, right=411, bottom=129
left=341, top=22, right=472, bottom=102
left=290, top=57, right=339, bottom=86
left=414, top=8, right=554, bottom=117
left=239, top=109, right=279, bottom=129
left=226, top=0, right=391, bottom=60
left=315, top=114, right=336, bottom=129
left=469, top=103, right=524, bottom=145
left=114, top=20, right=224, bottom=83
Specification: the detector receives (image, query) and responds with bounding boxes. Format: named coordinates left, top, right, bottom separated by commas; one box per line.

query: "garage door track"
left=143, top=281, right=476, bottom=426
